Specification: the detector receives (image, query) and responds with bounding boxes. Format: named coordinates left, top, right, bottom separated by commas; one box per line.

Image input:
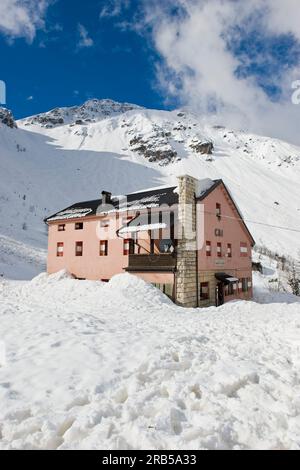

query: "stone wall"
left=175, top=175, right=198, bottom=308
left=199, top=270, right=253, bottom=307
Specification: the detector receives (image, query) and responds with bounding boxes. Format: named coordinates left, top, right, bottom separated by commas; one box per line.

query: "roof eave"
left=195, top=180, right=223, bottom=201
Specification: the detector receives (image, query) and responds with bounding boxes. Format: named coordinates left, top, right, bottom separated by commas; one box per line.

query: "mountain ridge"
left=20, top=98, right=143, bottom=129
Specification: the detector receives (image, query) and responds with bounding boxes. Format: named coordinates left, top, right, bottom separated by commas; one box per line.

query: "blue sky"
left=0, top=0, right=164, bottom=118
left=0, top=0, right=300, bottom=144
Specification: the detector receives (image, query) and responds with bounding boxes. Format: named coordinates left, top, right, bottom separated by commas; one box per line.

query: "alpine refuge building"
left=45, top=175, right=255, bottom=308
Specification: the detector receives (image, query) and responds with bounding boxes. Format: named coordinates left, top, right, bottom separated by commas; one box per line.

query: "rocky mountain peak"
left=0, top=107, right=17, bottom=129
left=20, top=98, right=142, bottom=129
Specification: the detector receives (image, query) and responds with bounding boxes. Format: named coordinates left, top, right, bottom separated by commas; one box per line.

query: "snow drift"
left=0, top=272, right=300, bottom=450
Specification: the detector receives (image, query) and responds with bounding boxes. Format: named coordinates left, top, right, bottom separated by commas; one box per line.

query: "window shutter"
left=206, top=241, right=211, bottom=256
left=75, top=242, right=83, bottom=256
left=100, top=241, right=108, bottom=256
left=57, top=242, right=64, bottom=257
left=227, top=244, right=232, bottom=257
left=240, top=242, right=248, bottom=256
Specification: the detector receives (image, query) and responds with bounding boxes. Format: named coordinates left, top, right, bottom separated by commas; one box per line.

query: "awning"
left=118, top=212, right=173, bottom=235
left=215, top=273, right=239, bottom=284
left=119, top=222, right=167, bottom=235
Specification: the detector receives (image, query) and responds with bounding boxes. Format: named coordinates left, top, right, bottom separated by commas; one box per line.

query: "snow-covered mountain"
left=21, top=99, right=142, bottom=129
left=1, top=98, right=300, bottom=278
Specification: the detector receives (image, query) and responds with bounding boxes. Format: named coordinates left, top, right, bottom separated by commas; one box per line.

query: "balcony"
left=126, top=253, right=177, bottom=272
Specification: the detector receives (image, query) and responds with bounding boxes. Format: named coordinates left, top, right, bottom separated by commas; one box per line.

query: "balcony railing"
left=126, top=253, right=177, bottom=272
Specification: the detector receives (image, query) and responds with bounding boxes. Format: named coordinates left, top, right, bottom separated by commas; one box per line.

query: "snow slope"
left=0, top=99, right=300, bottom=278
left=0, top=272, right=300, bottom=450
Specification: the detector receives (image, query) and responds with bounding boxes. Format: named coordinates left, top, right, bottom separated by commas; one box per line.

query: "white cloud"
left=141, top=0, right=300, bottom=145
left=265, top=0, right=300, bottom=40
left=0, top=0, right=52, bottom=42
left=26, top=95, right=34, bottom=101
left=77, top=23, right=94, bottom=48
left=99, top=0, right=130, bottom=19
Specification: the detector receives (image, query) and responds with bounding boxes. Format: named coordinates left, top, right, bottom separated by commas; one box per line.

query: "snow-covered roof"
left=45, top=186, right=179, bottom=222
left=45, top=179, right=225, bottom=223
left=45, top=177, right=254, bottom=249
left=195, top=178, right=216, bottom=198
left=47, top=208, right=93, bottom=222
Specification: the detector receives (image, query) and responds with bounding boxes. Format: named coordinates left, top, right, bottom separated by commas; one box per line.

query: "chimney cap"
left=177, top=174, right=198, bottom=181
left=101, top=191, right=112, bottom=206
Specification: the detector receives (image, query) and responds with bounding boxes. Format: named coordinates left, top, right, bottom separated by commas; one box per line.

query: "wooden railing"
left=126, top=253, right=176, bottom=272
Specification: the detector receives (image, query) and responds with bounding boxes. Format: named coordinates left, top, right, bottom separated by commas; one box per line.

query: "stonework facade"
left=175, top=175, right=198, bottom=308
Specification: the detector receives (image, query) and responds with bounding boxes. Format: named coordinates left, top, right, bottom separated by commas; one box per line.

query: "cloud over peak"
left=141, top=0, right=300, bottom=144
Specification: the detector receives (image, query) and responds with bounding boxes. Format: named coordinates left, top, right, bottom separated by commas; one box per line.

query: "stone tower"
left=175, top=175, right=198, bottom=308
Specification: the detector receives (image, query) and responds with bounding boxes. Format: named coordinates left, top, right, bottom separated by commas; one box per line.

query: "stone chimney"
left=101, top=191, right=112, bottom=205
left=175, top=175, right=198, bottom=308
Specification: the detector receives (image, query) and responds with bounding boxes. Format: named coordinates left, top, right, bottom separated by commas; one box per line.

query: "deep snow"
left=0, top=272, right=300, bottom=450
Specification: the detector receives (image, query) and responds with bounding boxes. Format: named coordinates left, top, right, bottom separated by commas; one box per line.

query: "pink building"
left=45, top=175, right=255, bottom=308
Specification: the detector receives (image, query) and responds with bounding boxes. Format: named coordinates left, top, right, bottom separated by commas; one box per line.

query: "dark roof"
left=45, top=186, right=179, bottom=222
left=44, top=179, right=255, bottom=246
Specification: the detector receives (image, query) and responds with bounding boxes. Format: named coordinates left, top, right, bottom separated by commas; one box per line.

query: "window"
left=159, top=239, right=174, bottom=254
left=206, top=241, right=212, bottom=257
left=58, top=224, right=65, bottom=232
left=56, top=242, right=64, bottom=257
left=153, top=283, right=174, bottom=299
left=75, top=241, right=83, bottom=256
left=216, top=203, right=221, bottom=218
left=123, top=239, right=134, bottom=256
left=164, top=284, right=174, bottom=299
left=200, top=282, right=210, bottom=300
left=240, top=242, right=248, bottom=257
left=150, top=239, right=155, bottom=254
left=217, top=242, right=222, bottom=257
left=242, top=278, right=249, bottom=292
left=75, top=222, right=83, bottom=230
left=99, top=240, right=108, bottom=256
left=225, top=283, right=234, bottom=296
left=100, top=219, right=109, bottom=228
left=227, top=243, right=232, bottom=258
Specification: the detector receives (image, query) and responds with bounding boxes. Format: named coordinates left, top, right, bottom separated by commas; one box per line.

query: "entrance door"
left=216, top=282, right=224, bottom=307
